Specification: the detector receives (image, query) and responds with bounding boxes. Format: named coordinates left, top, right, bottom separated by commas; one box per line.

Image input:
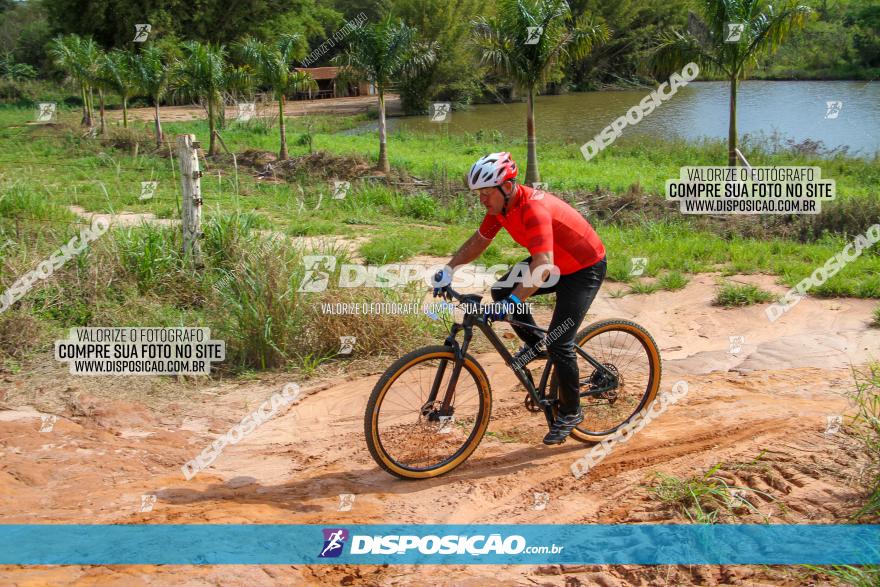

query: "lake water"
left=390, top=81, right=879, bottom=157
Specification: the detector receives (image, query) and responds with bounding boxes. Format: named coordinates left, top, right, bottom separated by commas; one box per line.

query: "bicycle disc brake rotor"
left=589, top=362, right=621, bottom=402
left=423, top=402, right=455, bottom=421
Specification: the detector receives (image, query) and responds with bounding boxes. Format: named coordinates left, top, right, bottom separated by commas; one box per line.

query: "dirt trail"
left=0, top=273, right=877, bottom=585
left=116, top=94, right=401, bottom=123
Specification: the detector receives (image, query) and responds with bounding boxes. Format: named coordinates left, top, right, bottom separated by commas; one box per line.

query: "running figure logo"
left=133, top=24, right=151, bottom=43
left=725, top=23, right=744, bottom=43
left=37, top=102, right=56, bottom=122
left=629, top=257, right=648, bottom=277
left=298, top=255, right=337, bottom=292
left=525, top=26, right=543, bottom=45
left=825, top=101, right=843, bottom=119
left=430, top=102, right=451, bottom=122
left=319, top=528, right=349, bottom=558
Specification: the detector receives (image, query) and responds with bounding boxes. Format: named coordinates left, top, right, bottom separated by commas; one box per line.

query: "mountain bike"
left=364, top=287, right=662, bottom=479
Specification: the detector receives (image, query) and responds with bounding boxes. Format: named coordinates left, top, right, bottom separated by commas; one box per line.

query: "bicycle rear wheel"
left=364, top=345, right=492, bottom=479
left=549, top=319, right=662, bottom=442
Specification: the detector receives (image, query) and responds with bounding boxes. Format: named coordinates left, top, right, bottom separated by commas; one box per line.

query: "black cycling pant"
left=491, top=256, right=606, bottom=416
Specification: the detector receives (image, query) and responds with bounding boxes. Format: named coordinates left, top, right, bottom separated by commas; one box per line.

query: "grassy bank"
left=1, top=104, right=879, bottom=372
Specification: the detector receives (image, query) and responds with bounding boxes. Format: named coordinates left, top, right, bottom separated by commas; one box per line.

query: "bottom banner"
left=0, top=524, right=877, bottom=565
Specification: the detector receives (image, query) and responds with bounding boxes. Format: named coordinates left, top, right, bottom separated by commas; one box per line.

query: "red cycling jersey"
left=478, top=184, right=605, bottom=275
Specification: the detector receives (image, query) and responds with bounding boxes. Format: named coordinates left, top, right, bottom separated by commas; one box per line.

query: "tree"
left=473, top=0, right=609, bottom=184
left=653, top=0, right=811, bottom=166
left=42, top=0, right=339, bottom=49
left=0, top=1, right=52, bottom=74
left=391, top=0, right=486, bottom=113
left=48, top=34, right=99, bottom=126
left=0, top=52, right=38, bottom=81
left=567, top=0, right=690, bottom=89
left=236, top=35, right=317, bottom=160
left=335, top=16, right=436, bottom=173
left=174, top=41, right=251, bottom=156
left=99, top=49, right=138, bottom=128
left=133, top=44, right=174, bottom=148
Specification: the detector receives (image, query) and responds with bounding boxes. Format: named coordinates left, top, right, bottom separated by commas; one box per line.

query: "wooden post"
left=177, top=134, right=202, bottom=264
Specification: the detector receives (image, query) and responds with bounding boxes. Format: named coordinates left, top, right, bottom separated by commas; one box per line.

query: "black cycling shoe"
left=543, top=408, right=584, bottom=445
left=512, top=344, right=548, bottom=366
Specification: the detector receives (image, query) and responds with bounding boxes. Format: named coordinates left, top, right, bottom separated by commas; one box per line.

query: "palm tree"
left=653, top=0, right=811, bottom=166
left=100, top=49, right=139, bottom=129
left=133, top=45, right=175, bottom=148
left=473, top=0, right=608, bottom=185
left=175, top=41, right=251, bottom=156
left=335, top=17, right=436, bottom=173
left=48, top=34, right=100, bottom=127
left=87, top=47, right=111, bottom=135
left=236, top=35, right=318, bottom=160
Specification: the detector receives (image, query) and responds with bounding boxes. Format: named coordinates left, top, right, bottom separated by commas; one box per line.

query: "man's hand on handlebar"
left=432, top=268, right=453, bottom=299
left=484, top=294, right=523, bottom=322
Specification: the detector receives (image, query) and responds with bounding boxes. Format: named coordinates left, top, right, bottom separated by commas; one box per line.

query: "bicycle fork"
left=421, top=323, right=471, bottom=419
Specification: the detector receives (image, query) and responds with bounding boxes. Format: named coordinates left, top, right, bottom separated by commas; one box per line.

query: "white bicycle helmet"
left=467, top=152, right=519, bottom=190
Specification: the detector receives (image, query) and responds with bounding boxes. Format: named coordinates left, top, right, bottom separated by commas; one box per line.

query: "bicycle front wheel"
left=549, top=319, right=662, bottom=443
left=364, top=345, right=492, bottom=479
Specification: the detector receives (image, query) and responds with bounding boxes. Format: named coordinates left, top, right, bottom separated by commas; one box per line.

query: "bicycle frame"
left=423, top=292, right=621, bottom=429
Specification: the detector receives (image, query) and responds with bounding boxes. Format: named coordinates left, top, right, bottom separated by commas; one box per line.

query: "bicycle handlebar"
left=433, top=286, right=548, bottom=335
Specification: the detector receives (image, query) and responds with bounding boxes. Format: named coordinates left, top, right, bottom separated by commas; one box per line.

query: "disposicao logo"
left=319, top=528, right=349, bottom=558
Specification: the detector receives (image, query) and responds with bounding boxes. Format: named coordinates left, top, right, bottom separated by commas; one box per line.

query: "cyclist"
left=433, top=152, right=606, bottom=445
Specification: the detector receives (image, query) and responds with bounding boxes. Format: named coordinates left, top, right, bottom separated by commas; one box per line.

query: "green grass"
left=713, top=281, right=778, bottom=307
left=658, top=271, right=689, bottom=291
left=2, top=104, right=880, bottom=376
left=651, top=462, right=777, bottom=524
left=359, top=229, right=425, bottom=264
left=4, top=109, right=880, bottom=299
left=850, top=363, right=880, bottom=521
left=873, top=305, right=880, bottom=328
left=629, top=280, right=661, bottom=295
left=249, top=119, right=880, bottom=200
left=803, top=565, right=880, bottom=587
left=805, top=365, right=880, bottom=586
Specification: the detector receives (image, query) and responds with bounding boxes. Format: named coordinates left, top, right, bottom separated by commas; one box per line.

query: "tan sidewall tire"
left=364, top=346, right=492, bottom=479
left=553, top=320, right=662, bottom=443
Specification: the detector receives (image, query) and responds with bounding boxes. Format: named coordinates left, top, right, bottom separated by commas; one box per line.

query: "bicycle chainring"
left=523, top=394, right=542, bottom=413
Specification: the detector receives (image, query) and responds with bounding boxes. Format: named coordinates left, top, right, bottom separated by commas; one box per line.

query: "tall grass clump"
left=713, top=281, right=777, bottom=307
left=210, top=235, right=318, bottom=369
left=201, top=210, right=272, bottom=269
left=851, top=363, right=880, bottom=520
left=805, top=365, right=880, bottom=584
left=0, top=182, right=79, bottom=223
left=651, top=463, right=775, bottom=524
left=211, top=236, right=438, bottom=371
left=112, top=223, right=193, bottom=296
left=658, top=271, right=689, bottom=291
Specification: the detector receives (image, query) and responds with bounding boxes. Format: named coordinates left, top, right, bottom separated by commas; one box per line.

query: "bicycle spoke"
left=375, top=357, right=483, bottom=471
left=576, top=326, right=656, bottom=435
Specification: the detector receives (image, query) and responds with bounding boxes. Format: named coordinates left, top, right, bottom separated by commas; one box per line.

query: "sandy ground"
left=0, top=273, right=878, bottom=585
left=115, top=94, right=401, bottom=124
